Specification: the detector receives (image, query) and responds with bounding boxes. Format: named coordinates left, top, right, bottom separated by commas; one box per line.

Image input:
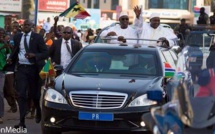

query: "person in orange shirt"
left=45, top=32, right=55, bottom=48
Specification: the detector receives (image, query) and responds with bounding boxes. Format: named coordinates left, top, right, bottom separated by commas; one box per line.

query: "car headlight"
left=128, top=94, right=157, bottom=107
left=44, top=88, right=68, bottom=104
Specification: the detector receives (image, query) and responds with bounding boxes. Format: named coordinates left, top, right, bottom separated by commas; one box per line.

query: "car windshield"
left=68, top=49, right=161, bottom=76
left=186, top=32, right=214, bottom=47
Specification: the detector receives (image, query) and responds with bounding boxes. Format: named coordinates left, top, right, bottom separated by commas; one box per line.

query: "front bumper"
left=42, top=100, right=151, bottom=132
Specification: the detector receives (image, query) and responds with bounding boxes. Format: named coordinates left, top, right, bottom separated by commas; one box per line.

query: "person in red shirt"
left=196, top=45, right=215, bottom=97
left=196, top=68, right=215, bottom=97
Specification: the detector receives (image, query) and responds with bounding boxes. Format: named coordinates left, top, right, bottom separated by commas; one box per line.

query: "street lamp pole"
left=34, top=0, right=38, bottom=26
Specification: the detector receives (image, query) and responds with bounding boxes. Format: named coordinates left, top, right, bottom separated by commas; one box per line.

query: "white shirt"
left=18, top=32, right=32, bottom=65
left=100, top=24, right=138, bottom=44
left=43, top=22, right=51, bottom=33
left=60, top=39, right=72, bottom=69
left=134, top=16, right=177, bottom=47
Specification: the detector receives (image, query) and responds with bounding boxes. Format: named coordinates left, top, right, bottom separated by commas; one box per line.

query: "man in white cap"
left=100, top=12, right=138, bottom=43
left=133, top=6, right=177, bottom=47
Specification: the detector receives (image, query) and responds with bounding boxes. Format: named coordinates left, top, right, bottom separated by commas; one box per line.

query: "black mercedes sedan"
left=41, top=43, right=172, bottom=134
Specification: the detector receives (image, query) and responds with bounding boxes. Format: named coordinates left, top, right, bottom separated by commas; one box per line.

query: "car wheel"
left=207, top=125, right=214, bottom=129
left=42, top=130, right=61, bottom=134
left=41, top=126, right=62, bottom=134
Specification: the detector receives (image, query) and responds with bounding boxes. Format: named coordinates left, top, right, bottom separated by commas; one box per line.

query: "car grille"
left=69, top=91, right=128, bottom=109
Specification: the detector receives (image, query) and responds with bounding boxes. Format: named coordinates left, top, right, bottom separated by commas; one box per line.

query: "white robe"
left=134, top=16, right=177, bottom=47
left=100, top=24, right=138, bottom=44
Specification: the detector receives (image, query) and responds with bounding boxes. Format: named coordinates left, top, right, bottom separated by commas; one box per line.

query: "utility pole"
left=22, top=0, right=31, bottom=19
left=34, top=0, right=38, bottom=25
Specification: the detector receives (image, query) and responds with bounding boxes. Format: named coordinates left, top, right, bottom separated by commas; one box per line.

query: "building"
left=0, top=1, right=22, bottom=28
left=78, top=0, right=212, bottom=26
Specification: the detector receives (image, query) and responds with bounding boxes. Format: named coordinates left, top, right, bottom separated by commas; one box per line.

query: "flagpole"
left=45, top=73, right=48, bottom=88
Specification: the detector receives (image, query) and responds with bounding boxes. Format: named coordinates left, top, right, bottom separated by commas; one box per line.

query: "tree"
left=22, top=0, right=32, bottom=19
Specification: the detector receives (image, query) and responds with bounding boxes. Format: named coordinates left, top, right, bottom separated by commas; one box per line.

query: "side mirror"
left=147, top=90, right=163, bottom=102
left=54, top=65, right=63, bottom=71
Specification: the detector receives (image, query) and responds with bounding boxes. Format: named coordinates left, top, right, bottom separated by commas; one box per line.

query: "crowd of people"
left=1, top=5, right=215, bottom=129
left=0, top=17, right=85, bottom=128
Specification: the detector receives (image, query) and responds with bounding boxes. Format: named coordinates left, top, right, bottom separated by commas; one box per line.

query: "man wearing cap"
left=133, top=6, right=177, bottom=47
left=100, top=12, right=138, bottom=43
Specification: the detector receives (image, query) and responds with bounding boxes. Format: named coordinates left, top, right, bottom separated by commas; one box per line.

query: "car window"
left=203, top=33, right=213, bottom=47
left=69, top=50, right=161, bottom=76
left=186, top=32, right=213, bottom=47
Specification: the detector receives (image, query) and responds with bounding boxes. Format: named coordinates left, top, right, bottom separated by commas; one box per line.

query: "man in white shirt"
left=133, top=6, right=177, bottom=47
left=43, top=17, right=51, bottom=33
left=7, top=20, right=48, bottom=128
left=100, top=12, right=138, bottom=44
left=48, top=26, right=82, bottom=73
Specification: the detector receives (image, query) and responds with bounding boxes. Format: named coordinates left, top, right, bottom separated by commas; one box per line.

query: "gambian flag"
left=194, top=6, right=200, bottom=13
left=39, top=58, right=56, bottom=80
left=165, top=62, right=175, bottom=78
left=59, top=2, right=90, bottom=19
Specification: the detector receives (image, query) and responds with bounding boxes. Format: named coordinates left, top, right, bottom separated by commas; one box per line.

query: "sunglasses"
left=121, top=18, right=129, bottom=21
left=63, top=32, right=72, bottom=34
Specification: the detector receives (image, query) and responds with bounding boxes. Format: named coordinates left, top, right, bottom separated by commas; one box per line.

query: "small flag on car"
left=59, top=2, right=90, bottom=19
left=164, top=62, right=175, bottom=78
left=39, top=58, right=56, bottom=80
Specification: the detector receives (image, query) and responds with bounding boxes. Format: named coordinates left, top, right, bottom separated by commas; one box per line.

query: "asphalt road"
left=0, top=100, right=140, bottom=134
left=0, top=99, right=214, bottom=134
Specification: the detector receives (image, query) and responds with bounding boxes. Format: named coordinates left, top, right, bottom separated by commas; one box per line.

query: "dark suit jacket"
left=9, top=32, right=48, bottom=71
left=48, top=38, right=82, bottom=65
left=207, top=50, right=215, bottom=68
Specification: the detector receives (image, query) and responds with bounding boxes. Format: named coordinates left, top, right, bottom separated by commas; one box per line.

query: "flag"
left=39, top=58, right=56, bottom=80
left=194, top=6, right=200, bottom=13
left=59, top=2, right=90, bottom=19
left=164, top=62, right=175, bottom=78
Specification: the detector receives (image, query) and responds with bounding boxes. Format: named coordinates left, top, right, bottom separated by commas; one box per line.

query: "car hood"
left=54, top=73, right=163, bottom=96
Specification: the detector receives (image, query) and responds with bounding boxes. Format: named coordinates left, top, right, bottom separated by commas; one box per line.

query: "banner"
left=39, top=0, right=69, bottom=12
left=70, top=9, right=100, bottom=30
left=0, top=0, right=22, bottom=12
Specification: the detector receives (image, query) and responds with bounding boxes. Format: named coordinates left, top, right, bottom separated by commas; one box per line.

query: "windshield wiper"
left=71, top=73, right=99, bottom=76
left=120, top=74, right=149, bottom=78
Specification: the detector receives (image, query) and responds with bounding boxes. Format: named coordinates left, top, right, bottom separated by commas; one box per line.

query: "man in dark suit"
left=49, top=26, right=82, bottom=72
left=207, top=45, right=215, bottom=68
left=7, top=20, right=48, bottom=128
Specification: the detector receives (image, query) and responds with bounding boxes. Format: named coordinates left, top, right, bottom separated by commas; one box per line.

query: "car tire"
left=42, top=129, right=62, bottom=134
